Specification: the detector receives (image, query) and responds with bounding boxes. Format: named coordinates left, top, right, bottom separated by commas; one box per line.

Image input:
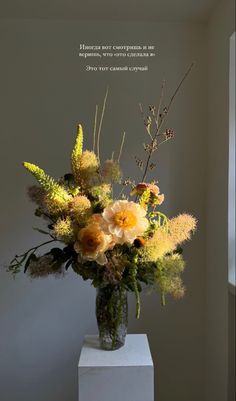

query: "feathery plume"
left=169, top=213, right=197, bottom=246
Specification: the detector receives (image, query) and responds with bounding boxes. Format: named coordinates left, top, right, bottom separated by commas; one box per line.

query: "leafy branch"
left=7, top=239, right=57, bottom=276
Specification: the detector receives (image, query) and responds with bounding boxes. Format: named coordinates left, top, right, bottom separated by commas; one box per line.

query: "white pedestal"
left=78, top=334, right=154, bottom=401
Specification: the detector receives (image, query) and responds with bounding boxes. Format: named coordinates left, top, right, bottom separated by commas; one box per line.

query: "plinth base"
left=78, top=334, right=154, bottom=401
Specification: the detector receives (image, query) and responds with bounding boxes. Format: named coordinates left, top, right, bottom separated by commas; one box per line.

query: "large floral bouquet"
left=8, top=67, right=197, bottom=349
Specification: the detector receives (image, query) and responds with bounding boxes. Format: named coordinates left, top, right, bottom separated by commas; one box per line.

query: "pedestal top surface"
left=78, top=334, right=153, bottom=368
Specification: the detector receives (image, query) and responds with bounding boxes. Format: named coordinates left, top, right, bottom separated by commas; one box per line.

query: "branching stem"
left=141, top=62, right=195, bottom=182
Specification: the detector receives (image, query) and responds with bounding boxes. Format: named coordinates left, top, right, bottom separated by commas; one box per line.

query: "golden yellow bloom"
left=103, top=200, right=149, bottom=244
left=74, top=222, right=113, bottom=265
left=169, top=213, right=197, bottom=246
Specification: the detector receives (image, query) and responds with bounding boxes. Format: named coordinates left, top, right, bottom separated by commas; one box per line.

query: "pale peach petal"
left=96, top=253, right=108, bottom=265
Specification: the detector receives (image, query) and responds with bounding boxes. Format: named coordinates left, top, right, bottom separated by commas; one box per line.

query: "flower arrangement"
left=7, top=64, right=197, bottom=350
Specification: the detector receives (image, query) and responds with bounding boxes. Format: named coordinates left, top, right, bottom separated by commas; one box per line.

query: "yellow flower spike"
left=22, top=162, right=70, bottom=202
left=71, top=124, right=83, bottom=182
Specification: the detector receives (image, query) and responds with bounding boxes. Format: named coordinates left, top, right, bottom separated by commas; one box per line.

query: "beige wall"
left=206, top=0, right=235, bottom=400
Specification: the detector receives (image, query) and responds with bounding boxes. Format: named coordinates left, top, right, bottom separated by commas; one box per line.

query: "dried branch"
left=155, top=79, right=166, bottom=130
left=140, top=62, right=194, bottom=182
left=139, top=103, right=153, bottom=140
left=118, top=131, right=126, bottom=163
left=92, top=104, right=98, bottom=152
left=97, top=87, right=109, bottom=160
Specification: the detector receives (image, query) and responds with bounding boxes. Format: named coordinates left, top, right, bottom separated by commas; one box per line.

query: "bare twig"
left=139, top=103, right=153, bottom=140
left=157, top=62, right=195, bottom=135
left=92, top=104, right=98, bottom=152
left=156, top=79, right=166, bottom=130
left=97, top=87, right=109, bottom=160
left=140, top=62, right=194, bottom=182
left=118, top=131, right=126, bottom=163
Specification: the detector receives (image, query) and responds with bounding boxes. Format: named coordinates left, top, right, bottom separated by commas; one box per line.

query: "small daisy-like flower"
left=74, top=222, right=113, bottom=265
left=102, top=200, right=149, bottom=244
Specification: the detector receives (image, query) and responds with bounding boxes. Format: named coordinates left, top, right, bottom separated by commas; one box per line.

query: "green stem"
left=16, top=239, right=57, bottom=258
left=161, top=292, right=166, bottom=306
left=131, top=263, right=141, bottom=319
left=135, top=288, right=141, bottom=319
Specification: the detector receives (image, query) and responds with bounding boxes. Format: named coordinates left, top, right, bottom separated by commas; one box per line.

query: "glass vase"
left=96, top=285, right=128, bottom=351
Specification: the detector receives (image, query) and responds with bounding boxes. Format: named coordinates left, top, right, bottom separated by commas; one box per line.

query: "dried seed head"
left=149, top=105, right=155, bottom=113
left=134, top=156, right=144, bottom=170
left=165, top=129, right=175, bottom=140
left=149, top=163, right=156, bottom=170
left=163, top=107, right=168, bottom=114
